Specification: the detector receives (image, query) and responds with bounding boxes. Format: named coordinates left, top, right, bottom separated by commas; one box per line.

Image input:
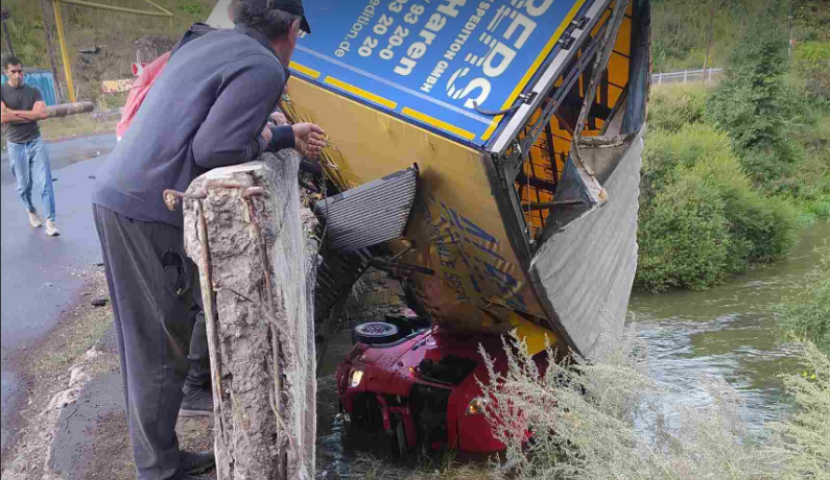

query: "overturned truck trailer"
left=211, top=0, right=651, bottom=454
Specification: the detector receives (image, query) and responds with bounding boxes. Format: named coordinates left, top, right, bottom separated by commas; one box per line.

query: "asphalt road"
left=1, top=135, right=117, bottom=187
left=0, top=134, right=116, bottom=452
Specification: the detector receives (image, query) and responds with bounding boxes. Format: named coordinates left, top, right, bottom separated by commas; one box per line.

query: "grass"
left=1, top=0, right=217, bottom=100
left=766, top=342, right=830, bottom=480
left=1, top=113, right=118, bottom=152
left=778, top=242, right=830, bottom=355
left=472, top=330, right=828, bottom=480
left=339, top=453, right=503, bottom=480
left=38, top=114, right=118, bottom=141
left=39, top=269, right=114, bottom=371
left=45, top=308, right=111, bottom=368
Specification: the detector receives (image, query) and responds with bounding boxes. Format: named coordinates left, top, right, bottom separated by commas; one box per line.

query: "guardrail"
left=652, top=68, right=724, bottom=85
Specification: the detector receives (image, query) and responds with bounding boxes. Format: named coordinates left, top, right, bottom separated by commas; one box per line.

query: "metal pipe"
left=52, top=0, right=76, bottom=103
left=521, top=199, right=585, bottom=213
left=46, top=101, right=94, bottom=118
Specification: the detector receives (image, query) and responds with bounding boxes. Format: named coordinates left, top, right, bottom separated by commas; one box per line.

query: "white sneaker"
left=45, top=220, right=61, bottom=237
left=28, top=211, right=43, bottom=228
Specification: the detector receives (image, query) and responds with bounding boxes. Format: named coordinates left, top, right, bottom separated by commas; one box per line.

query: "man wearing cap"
left=91, top=1, right=323, bottom=479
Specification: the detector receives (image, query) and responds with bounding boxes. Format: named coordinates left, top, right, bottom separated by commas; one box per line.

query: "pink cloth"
left=116, top=52, right=171, bottom=140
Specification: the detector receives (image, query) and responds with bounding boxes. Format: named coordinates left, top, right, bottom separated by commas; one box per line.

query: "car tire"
left=353, top=322, right=400, bottom=345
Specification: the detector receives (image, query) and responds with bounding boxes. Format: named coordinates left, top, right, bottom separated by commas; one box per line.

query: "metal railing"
left=652, top=68, right=724, bottom=85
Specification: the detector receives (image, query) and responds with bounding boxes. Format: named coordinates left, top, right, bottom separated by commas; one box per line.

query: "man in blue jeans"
left=1, top=56, right=60, bottom=237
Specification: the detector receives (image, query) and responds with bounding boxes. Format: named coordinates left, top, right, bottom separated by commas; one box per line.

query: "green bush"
left=778, top=243, right=830, bottom=354
left=177, top=3, right=205, bottom=15
left=636, top=125, right=798, bottom=292
left=647, top=85, right=707, bottom=133
left=793, top=41, right=830, bottom=101
left=703, top=145, right=800, bottom=263
left=785, top=104, right=830, bottom=211
left=637, top=174, right=737, bottom=291
left=706, top=0, right=797, bottom=187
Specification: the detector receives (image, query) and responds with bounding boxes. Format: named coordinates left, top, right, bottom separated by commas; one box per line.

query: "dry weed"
left=476, top=329, right=828, bottom=480
left=766, top=342, right=830, bottom=480
left=346, top=453, right=503, bottom=480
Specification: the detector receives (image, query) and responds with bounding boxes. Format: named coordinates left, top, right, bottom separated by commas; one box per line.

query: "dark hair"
left=233, top=3, right=300, bottom=41
left=2, top=56, right=23, bottom=71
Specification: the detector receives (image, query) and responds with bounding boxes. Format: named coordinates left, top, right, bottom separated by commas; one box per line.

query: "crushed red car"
left=335, top=316, right=522, bottom=454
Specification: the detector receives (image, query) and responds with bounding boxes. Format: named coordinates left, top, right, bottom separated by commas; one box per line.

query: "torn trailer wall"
left=180, top=151, right=319, bottom=480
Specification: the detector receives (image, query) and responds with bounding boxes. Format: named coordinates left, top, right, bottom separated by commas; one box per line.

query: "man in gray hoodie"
left=91, top=1, right=325, bottom=478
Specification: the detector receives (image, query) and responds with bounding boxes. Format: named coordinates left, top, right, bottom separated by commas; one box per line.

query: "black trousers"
left=186, top=303, right=211, bottom=388
left=93, top=205, right=203, bottom=480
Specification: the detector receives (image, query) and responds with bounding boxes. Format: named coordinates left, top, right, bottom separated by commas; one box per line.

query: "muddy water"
left=629, top=222, right=829, bottom=428
left=316, top=334, right=355, bottom=478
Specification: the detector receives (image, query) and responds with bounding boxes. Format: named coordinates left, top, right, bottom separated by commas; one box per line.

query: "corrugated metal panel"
left=1, top=71, right=58, bottom=106
left=529, top=134, right=643, bottom=360
left=317, top=166, right=419, bottom=253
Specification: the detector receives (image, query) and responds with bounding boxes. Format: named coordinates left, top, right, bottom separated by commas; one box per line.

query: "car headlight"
left=466, top=397, right=490, bottom=416
left=350, top=370, right=364, bottom=388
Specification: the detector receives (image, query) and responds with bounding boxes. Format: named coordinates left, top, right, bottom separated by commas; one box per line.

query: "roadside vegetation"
left=1, top=113, right=119, bottom=149
left=778, top=243, right=830, bottom=355
left=1, top=0, right=206, bottom=145
left=0, top=0, right=215, bottom=101
left=474, top=332, right=829, bottom=480
left=342, top=332, right=828, bottom=480
left=636, top=0, right=830, bottom=292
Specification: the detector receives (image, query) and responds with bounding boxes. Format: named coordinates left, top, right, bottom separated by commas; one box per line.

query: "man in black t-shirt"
left=1, top=56, right=59, bottom=236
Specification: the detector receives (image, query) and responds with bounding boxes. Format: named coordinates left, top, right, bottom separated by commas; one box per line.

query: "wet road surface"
left=1, top=141, right=112, bottom=452
left=1, top=134, right=116, bottom=186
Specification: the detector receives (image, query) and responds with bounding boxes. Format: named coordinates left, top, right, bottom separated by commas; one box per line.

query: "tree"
left=706, top=0, right=794, bottom=187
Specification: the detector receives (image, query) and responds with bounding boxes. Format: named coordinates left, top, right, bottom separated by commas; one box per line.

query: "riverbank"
left=636, top=0, right=829, bottom=293
left=777, top=238, right=830, bottom=354
left=636, top=82, right=829, bottom=292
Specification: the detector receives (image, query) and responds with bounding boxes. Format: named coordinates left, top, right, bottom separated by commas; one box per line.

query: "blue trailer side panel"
left=291, top=0, right=590, bottom=146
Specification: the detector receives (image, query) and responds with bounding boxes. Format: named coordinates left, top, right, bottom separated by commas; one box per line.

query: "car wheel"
left=353, top=322, right=400, bottom=345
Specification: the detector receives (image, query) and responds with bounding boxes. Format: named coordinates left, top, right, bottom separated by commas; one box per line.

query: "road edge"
left=0, top=268, right=118, bottom=479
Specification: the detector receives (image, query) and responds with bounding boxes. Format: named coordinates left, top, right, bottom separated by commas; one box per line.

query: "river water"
left=628, top=221, right=829, bottom=429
